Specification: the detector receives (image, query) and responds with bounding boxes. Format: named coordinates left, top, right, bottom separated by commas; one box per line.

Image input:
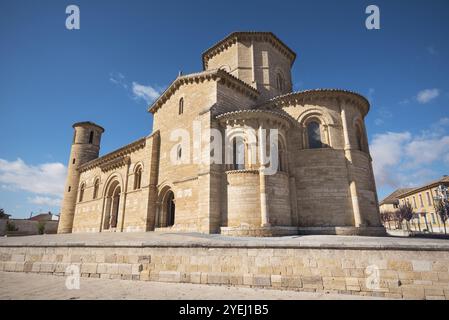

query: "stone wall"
left=0, top=243, right=448, bottom=299
left=73, top=135, right=157, bottom=233
left=0, top=220, right=58, bottom=236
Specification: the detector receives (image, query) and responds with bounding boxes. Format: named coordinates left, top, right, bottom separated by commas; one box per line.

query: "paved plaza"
left=0, top=271, right=386, bottom=300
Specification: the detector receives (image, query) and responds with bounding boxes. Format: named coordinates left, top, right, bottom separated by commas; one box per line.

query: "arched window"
left=134, top=166, right=142, bottom=190
left=178, top=98, right=184, bottom=115
left=276, top=72, right=284, bottom=92
left=79, top=183, right=85, bottom=202
left=93, top=179, right=100, bottom=199
left=177, top=145, right=182, bottom=161
left=307, top=121, right=322, bottom=149
left=89, top=131, right=94, bottom=144
left=278, top=140, right=287, bottom=172
left=232, top=136, right=245, bottom=170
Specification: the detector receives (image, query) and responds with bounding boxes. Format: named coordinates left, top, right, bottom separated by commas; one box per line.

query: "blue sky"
left=0, top=0, right=448, bottom=218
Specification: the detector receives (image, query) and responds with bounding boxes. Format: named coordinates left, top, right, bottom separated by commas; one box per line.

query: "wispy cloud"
left=371, top=118, right=449, bottom=189
left=416, top=88, right=440, bottom=104
left=426, top=46, right=439, bottom=56
left=0, top=158, right=66, bottom=197
left=398, top=88, right=440, bottom=106
left=109, top=72, right=161, bottom=105
left=109, top=72, right=128, bottom=89
left=28, top=196, right=62, bottom=207
left=132, top=82, right=161, bottom=104
left=374, top=106, right=393, bottom=126
left=398, top=99, right=410, bottom=105
left=367, top=88, right=375, bottom=103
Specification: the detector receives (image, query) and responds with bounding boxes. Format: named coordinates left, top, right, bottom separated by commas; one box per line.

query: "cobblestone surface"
left=0, top=271, right=386, bottom=300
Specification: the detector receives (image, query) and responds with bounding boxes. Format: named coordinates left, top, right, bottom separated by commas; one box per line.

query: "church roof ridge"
left=148, top=68, right=260, bottom=114
left=202, top=31, right=297, bottom=70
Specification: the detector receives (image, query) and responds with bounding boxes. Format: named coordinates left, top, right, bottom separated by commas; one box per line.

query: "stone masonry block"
left=158, top=271, right=181, bottom=283
left=81, top=263, right=98, bottom=274
left=412, top=260, right=432, bottom=272
left=253, top=275, right=271, bottom=287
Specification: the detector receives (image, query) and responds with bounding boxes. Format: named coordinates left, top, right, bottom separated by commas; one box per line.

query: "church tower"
left=202, top=32, right=296, bottom=100
left=58, top=122, right=104, bottom=234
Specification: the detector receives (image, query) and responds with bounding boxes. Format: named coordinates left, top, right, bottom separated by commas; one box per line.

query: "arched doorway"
left=166, top=190, right=175, bottom=227
left=103, top=180, right=121, bottom=230
left=156, top=187, right=176, bottom=228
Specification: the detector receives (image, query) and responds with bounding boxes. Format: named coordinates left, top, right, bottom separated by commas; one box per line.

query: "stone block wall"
left=0, top=244, right=448, bottom=299
left=0, top=220, right=58, bottom=236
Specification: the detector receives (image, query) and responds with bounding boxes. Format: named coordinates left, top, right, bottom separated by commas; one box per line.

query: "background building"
left=379, top=175, right=449, bottom=232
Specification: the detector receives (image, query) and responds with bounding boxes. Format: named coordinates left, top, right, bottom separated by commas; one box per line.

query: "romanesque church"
left=58, top=32, right=385, bottom=237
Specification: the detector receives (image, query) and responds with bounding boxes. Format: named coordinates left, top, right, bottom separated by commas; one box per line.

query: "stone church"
left=58, top=32, right=385, bottom=237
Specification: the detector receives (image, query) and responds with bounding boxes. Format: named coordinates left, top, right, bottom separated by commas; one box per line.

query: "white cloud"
left=417, top=88, right=440, bottom=104
left=28, top=196, right=62, bottom=207
left=0, top=158, right=66, bottom=197
left=132, top=82, right=161, bottom=104
left=404, top=135, right=449, bottom=166
left=371, top=119, right=449, bottom=189
left=371, top=132, right=412, bottom=188
left=109, top=72, right=161, bottom=105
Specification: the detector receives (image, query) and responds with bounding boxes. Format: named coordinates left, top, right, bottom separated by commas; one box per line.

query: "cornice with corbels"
left=99, top=156, right=131, bottom=173
left=202, top=32, right=297, bottom=70
left=257, top=89, right=370, bottom=117
left=225, top=169, right=259, bottom=175
left=216, top=109, right=293, bottom=131
left=77, top=138, right=146, bottom=173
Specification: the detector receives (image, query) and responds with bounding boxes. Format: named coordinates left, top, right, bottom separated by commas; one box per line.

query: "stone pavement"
left=0, top=271, right=387, bottom=300
left=1, top=231, right=448, bottom=250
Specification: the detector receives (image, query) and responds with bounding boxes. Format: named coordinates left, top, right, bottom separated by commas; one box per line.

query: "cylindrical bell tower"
left=58, top=121, right=104, bottom=234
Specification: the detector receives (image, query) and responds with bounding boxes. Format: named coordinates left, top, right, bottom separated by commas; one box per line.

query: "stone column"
left=98, top=196, right=107, bottom=232
left=258, top=124, right=270, bottom=227
left=289, top=176, right=299, bottom=226
left=341, top=102, right=363, bottom=227
left=259, top=166, right=270, bottom=227
left=350, top=181, right=362, bottom=227
left=119, top=158, right=130, bottom=232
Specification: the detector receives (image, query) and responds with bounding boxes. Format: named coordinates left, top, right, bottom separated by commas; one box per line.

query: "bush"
left=37, top=222, right=46, bottom=235
left=6, top=221, right=18, bottom=232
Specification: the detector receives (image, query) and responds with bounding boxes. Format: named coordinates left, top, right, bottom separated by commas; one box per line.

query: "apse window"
left=179, top=98, right=184, bottom=115
left=307, top=121, right=322, bottom=149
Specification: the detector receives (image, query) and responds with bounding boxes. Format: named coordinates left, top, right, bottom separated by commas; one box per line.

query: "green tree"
left=0, top=208, right=9, bottom=219
left=435, top=200, right=449, bottom=234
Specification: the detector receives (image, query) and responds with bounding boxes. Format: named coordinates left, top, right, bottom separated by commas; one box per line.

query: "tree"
left=397, top=202, right=414, bottom=231
left=435, top=200, right=449, bottom=234
left=380, top=211, right=394, bottom=229
left=0, top=208, right=9, bottom=219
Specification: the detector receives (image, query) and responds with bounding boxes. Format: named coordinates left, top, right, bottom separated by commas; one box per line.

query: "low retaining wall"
left=0, top=219, right=58, bottom=236
left=1, top=239, right=448, bottom=299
